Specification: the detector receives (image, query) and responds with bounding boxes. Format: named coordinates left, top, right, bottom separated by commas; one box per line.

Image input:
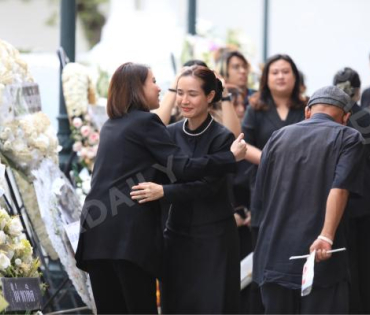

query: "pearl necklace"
left=182, top=116, right=214, bottom=137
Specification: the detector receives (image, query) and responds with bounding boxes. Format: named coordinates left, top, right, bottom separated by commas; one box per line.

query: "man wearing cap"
left=252, top=86, right=365, bottom=314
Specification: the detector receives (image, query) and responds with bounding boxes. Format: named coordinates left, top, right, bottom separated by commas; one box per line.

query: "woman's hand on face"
left=130, top=182, right=164, bottom=203
left=231, top=133, right=247, bottom=162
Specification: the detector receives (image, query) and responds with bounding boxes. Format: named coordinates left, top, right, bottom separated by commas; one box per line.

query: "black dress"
left=161, top=115, right=240, bottom=314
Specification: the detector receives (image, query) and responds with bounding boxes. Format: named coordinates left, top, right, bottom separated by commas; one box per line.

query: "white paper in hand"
left=301, top=250, right=315, bottom=296
left=240, top=252, right=253, bottom=290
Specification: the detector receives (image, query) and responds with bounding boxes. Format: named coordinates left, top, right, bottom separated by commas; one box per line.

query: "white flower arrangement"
left=62, top=63, right=97, bottom=118
left=0, top=208, right=40, bottom=278
left=0, top=39, right=33, bottom=87
left=0, top=112, right=59, bottom=175
left=62, top=62, right=100, bottom=199
left=71, top=115, right=99, bottom=172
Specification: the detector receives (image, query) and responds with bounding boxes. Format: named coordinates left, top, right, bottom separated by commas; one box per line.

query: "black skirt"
left=161, top=216, right=240, bottom=314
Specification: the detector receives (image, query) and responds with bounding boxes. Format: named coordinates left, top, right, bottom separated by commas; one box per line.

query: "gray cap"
left=307, top=86, right=353, bottom=113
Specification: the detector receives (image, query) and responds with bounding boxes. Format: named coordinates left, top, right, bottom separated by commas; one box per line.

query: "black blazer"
left=75, top=109, right=236, bottom=278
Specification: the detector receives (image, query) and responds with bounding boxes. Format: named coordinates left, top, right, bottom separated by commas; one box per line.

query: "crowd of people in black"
left=75, top=50, right=370, bottom=314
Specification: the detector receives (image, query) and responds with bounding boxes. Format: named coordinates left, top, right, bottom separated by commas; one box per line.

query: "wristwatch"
left=221, top=93, right=232, bottom=102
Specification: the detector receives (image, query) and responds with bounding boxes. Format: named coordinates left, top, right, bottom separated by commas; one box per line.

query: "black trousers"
left=87, top=260, right=157, bottom=314
left=261, top=281, right=349, bottom=314
left=347, top=215, right=370, bottom=314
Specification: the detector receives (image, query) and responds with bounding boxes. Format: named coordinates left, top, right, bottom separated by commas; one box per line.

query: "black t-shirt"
left=361, top=87, right=370, bottom=109
left=347, top=103, right=370, bottom=217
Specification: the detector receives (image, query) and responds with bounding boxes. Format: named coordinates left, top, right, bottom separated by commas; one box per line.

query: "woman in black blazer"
left=75, top=62, right=247, bottom=314
left=131, top=66, right=241, bottom=313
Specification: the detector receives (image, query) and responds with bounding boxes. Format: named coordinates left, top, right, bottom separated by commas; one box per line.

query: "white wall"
left=197, top=0, right=264, bottom=70
left=196, top=0, right=370, bottom=94
left=0, top=0, right=89, bottom=53
left=1, top=0, right=370, bottom=129
left=268, top=0, right=370, bottom=94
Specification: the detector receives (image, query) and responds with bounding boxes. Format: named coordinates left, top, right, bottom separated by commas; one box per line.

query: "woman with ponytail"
left=132, top=65, right=240, bottom=313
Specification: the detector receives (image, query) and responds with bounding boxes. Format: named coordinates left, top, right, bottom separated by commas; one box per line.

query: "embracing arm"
left=152, top=67, right=187, bottom=125
left=143, top=113, right=246, bottom=181
left=133, top=126, right=237, bottom=203
left=153, top=90, right=176, bottom=125
left=131, top=176, right=223, bottom=204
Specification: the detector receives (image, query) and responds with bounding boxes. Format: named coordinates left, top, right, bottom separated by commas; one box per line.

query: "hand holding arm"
left=130, top=182, right=164, bottom=204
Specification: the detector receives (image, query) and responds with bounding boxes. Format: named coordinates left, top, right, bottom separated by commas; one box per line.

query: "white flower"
left=3, top=140, right=12, bottom=150
left=12, top=139, right=27, bottom=153
left=80, top=125, right=91, bottom=137
left=0, top=208, right=10, bottom=219
left=79, top=147, right=88, bottom=158
left=0, top=127, right=11, bottom=140
left=8, top=217, right=23, bottom=236
left=0, top=231, right=6, bottom=244
left=73, top=141, right=82, bottom=152
left=82, top=179, right=91, bottom=195
left=6, top=250, right=14, bottom=260
left=0, top=252, right=11, bottom=270
left=19, top=233, right=26, bottom=240
left=15, top=258, right=22, bottom=266
left=72, top=117, right=83, bottom=128
left=86, top=149, right=96, bottom=160
left=0, top=218, right=7, bottom=230
left=33, top=134, right=50, bottom=152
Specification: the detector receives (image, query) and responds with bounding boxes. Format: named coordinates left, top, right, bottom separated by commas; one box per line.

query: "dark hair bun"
left=213, top=78, right=224, bottom=103
left=333, top=67, right=361, bottom=97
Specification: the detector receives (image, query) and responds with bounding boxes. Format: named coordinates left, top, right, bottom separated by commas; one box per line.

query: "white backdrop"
left=1, top=0, right=370, bottom=127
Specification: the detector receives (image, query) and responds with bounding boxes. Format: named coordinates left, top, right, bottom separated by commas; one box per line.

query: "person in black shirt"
left=253, top=86, right=365, bottom=314
left=334, top=67, right=370, bottom=314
